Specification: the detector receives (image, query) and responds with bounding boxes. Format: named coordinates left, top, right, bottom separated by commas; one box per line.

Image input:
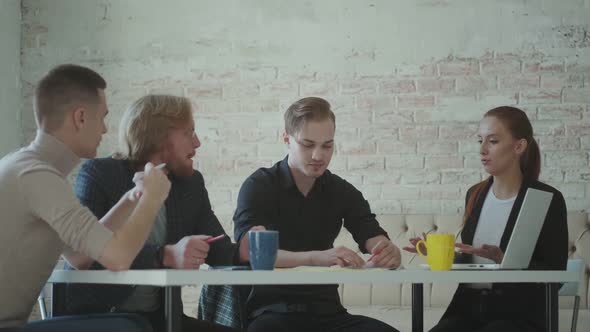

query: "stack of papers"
left=274, top=266, right=394, bottom=272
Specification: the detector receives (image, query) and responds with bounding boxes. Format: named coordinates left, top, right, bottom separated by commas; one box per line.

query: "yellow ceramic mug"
left=416, top=234, right=455, bottom=271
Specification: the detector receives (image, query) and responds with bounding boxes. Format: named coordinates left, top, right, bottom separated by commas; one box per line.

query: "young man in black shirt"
left=233, top=97, right=401, bottom=332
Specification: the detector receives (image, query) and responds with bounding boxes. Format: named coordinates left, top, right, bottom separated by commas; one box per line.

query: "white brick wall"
left=0, top=0, right=21, bottom=156
left=18, top=0, right=590, bottom=227
left=16, top=0, right=590, bottom=320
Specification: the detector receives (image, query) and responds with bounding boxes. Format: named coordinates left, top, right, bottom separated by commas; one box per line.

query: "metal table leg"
left=546, top=283, right=558, bottom=332
left=165, top=286, right=182, bottom=332
left=412, top=283, right=424, bottom=332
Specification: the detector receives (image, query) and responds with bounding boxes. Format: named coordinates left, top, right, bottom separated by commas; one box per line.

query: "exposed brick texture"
left=15, top=0, right=590, bottom=321
left=17, top=0, right=590, bottom=235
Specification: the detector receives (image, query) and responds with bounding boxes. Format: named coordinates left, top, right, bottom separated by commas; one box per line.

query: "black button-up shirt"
left=233, top=156, right=388, bottom=314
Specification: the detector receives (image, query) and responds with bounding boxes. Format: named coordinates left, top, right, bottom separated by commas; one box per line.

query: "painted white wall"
left=19, top=0, right=590, bottom=67
left=0, top=0, right=21, bottom=156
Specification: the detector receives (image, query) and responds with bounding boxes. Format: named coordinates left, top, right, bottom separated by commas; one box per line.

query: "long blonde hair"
left=118, top=94, right=192, bottom=166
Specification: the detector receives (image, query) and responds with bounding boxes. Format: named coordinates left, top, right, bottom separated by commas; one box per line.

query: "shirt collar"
left=278, top=155, right=328, bottom=192
left=30, top=130, right=80, bottom=176
left=278, top=155, right=296, bottom=190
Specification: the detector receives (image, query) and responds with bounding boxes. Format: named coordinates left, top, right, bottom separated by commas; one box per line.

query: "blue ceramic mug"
left=249, top=230, right=279, bottom=270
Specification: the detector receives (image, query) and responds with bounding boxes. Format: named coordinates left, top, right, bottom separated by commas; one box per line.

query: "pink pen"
left=367, top=250, right=382, bottom=263
left=205, top=234, right=226, bottom=244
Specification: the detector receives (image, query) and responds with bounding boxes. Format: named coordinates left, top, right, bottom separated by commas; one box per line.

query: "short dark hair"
left=34, top=64, right=107, bottom=131
left=284, top=97, right=336, bottom=136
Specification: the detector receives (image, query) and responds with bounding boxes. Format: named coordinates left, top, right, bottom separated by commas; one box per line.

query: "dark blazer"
left=441, top=177, right=568, bottom=329
left=61, top=157, right=238, bottom=314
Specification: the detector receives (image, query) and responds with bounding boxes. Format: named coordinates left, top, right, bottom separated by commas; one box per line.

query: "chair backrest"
left=559, top=259, right=585, bottom=296
left=37, top=286, right=49, bottom=319
left=46, top=259, right=68, bottom=317
left=50, top=282, right=67, bottom=317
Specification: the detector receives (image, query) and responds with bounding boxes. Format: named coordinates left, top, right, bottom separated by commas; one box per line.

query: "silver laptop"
left=451, top=188, right=553, bottom=270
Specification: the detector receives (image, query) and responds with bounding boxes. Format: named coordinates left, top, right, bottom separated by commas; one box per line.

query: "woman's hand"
left=402, top=232, right=427, bottom=255
left=455, top=243, right=504, bottom=263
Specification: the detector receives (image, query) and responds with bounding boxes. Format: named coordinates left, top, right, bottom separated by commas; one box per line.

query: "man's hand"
left=129, top=162, right=170, bottom=203
left=238, top=225, right=266, bottom=262
left=163, top=235, right=211, bottom=269
left=455, top=243, right=504, bottom=263
left=139, top=162, right=171, bottom=205
left=368, top=239, right=401, bottom=269
left=310, top=246, right=365, bottom=268
left=128, top=170, right=145, bottom=202
left=125, top=186, right=143, bottom=202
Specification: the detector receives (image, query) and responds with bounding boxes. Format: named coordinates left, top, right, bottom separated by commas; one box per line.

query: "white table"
left=48, top=268, right=579, bottom=332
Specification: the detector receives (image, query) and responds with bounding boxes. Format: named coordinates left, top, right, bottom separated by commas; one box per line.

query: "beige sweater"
left=0, top=131, right=113, bottom=328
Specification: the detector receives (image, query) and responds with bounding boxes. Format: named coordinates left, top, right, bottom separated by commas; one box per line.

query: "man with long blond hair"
left=61, top=94, right=251, bottom=332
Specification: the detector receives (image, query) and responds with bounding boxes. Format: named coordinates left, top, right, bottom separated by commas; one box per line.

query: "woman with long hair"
left=406, top=106, right=568, bottom=332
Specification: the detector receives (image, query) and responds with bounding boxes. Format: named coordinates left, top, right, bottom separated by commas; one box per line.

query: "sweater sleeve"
left=19, top=166, right=112, bottom=261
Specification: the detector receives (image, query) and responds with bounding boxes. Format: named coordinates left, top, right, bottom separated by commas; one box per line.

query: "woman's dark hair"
left=463, top=106, right=540, bottom=225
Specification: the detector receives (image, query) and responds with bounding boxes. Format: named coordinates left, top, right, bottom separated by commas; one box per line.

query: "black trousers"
left=137, top=306, right=239, bottom=332
left=247, top=311, right=399, bottom=332
left=430, top=316, right=540, bottom=332
left=430, top=288, right=540, bottom=332
left=0, top=313, right=152, bottom=332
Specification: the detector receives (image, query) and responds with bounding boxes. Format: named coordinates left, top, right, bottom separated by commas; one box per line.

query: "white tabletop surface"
left=48, top=267, right=580, bottom=287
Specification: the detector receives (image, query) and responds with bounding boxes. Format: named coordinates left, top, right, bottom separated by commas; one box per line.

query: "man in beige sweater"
left=0, top=64, right=171, bottom=331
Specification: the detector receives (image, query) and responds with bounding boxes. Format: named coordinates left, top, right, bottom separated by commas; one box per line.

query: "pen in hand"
left=367, top=250, right=381, bottom=263
left=362, top=248, right=383, bottom=268
left=205, top=234, right=226, bottom=244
